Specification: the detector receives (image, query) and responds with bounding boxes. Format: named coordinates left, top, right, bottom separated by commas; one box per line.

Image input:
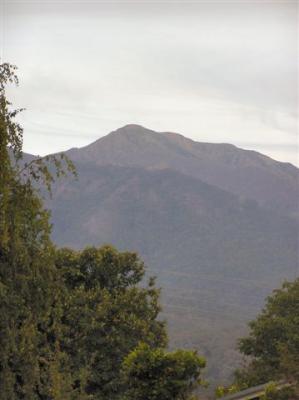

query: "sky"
left=1, top=0, right=298, bottom=165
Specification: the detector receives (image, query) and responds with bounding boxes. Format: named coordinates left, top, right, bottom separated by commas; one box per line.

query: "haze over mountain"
left=26, top=125, right=299, bottom=385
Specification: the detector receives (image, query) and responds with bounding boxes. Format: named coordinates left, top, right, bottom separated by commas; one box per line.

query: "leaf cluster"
left=122, top=342, right=206, bottom=400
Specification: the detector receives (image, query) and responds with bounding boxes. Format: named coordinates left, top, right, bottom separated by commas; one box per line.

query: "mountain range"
left=25, top=124, right=299, bottom=385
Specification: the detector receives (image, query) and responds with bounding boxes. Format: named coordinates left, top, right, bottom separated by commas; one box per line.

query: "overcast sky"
left=1, top=0, right=298, bottom=165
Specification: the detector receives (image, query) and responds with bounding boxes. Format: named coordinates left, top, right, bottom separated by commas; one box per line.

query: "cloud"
left=3, top=0, right=298, bottom=164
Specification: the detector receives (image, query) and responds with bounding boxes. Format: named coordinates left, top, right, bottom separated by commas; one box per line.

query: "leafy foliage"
left=0, top=62, right=75, bottom=399
left=55, top=246, right=167, bottom=399
left=232, top=278, right=299, bottom=399
left=122, top=342, right=206, bottom=400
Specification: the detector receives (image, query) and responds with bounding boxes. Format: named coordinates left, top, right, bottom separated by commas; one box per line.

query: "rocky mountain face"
left=27, top=125, right=299, bottom=385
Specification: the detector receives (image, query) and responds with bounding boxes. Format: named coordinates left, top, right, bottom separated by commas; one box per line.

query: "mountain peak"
left=116, top=124, right=148, bottom=131
left=111, top=124, right=155, bottom=136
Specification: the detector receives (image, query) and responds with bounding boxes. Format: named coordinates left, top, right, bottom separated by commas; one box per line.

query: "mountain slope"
left=66, top=124, right=299, bottom=217
left=46, top=163, right=298, bottom=385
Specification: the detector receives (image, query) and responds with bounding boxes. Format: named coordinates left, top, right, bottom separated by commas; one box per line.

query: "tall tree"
left=0, top=62, right=75, bottom=399
left=55, top=245, right=168, bottom=399
left=56, top=246, right=207, bottom=399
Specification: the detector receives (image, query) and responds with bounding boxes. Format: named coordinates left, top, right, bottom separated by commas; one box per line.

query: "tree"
left=0, top=62, right=75, bottom=399
left=122, top=342, right=206, bottom=400
left=233, top=278, right=299, bottom=399
left=55, top=246, right=168, bottom=399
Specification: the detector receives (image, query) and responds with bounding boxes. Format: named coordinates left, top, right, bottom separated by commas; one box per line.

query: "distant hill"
left=24, top=125, right=299, bottom=386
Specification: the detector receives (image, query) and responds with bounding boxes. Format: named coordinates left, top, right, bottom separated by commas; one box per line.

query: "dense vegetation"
left=0, top=63, right=206, bottom=399
left=217, top=278, right=299, bottom=399
left=234, top=278, right=299, bottom=399
left=236, top=279, right=299, bottom=385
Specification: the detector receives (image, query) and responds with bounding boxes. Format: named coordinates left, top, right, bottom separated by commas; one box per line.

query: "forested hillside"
left=28, top=125, right=299, bottom=384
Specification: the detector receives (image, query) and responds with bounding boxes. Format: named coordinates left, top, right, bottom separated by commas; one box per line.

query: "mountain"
left=26, top=125, right=299, bottom=385
left=66, top=124, right=299, bottom=218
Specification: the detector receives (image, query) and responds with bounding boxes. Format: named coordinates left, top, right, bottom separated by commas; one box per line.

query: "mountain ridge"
left=64, top=125, right=299, bottom=217
left=67, top=123, right=296, bottom=168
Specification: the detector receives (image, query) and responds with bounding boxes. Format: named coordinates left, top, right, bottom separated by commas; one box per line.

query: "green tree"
left=0, top=62, right=75, bottom=399
left=122, top=342, right=206, bottom=400
left=233, top=278, right=299, bottom=398
left=55, top=246, right=167, bottom=399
